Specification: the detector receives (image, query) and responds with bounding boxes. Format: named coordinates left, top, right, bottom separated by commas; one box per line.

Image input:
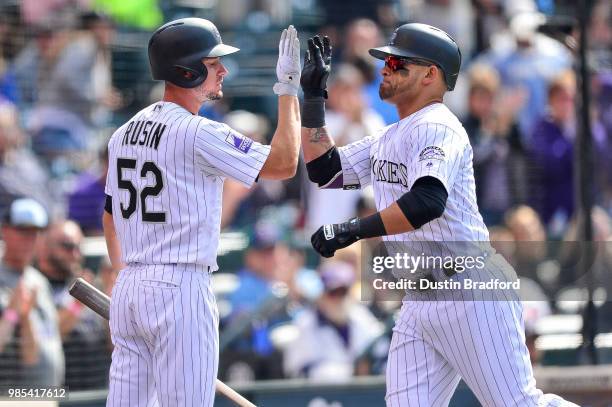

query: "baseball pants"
left=385, top=254, right=579, bottom=407
left=107, top=263, right=219, bottom=407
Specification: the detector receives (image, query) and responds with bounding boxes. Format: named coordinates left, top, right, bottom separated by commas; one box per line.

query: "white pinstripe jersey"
left=339, top=102, right=489, bottom=242
left=105, top=101, right=271, bottom=270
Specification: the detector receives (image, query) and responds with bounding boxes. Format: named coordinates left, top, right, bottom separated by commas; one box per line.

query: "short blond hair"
left=468, top=63, right=500, bottom=94
left=548, top=70, right=576, bottom=100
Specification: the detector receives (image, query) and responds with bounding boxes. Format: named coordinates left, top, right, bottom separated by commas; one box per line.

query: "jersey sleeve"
left=337, top=134, right=377, bottom=189
left=405, top=123, right=466, bottom=192
left=104, top=168, right=112, bottom=196
left=104, top=136, right=117, bottom=197
left=195, top=122, right=272, bottom=188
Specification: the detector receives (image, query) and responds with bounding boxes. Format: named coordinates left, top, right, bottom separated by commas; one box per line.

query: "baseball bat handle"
left=69, top=278, right=110, bottom=320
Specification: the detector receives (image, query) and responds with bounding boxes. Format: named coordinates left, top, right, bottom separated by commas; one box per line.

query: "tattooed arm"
left=300, top=34, right=334, bottom=165
left=300, top=35, right=345, bottom=187
left=301, top=126, right=335, bottom=163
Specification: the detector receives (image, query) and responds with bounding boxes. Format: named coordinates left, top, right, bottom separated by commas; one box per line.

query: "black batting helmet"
left=148, top=18, right=239, bottom=88
left=369, top=23, right=462, bottom=91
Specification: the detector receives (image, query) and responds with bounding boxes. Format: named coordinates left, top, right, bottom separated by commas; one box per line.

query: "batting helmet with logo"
left=369, top=23, right=462, bottom=91
left=148, top=18, right=239, bottom=88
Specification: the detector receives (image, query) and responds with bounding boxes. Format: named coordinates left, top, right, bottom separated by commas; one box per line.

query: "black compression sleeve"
left=357, top=212, right=386, bottom=239
left=104, top=194, right=112, bottom=214
left=301, top=97, right=325, bottom=128
left=396, top=176, right=448, bottom=229
left=305, top=146, right=342, bottom=187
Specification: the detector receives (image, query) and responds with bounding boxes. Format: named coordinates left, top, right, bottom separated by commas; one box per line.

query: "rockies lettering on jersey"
left=338, top=102, right=489, bottom=243
left=370, top=158, right=409, bottom=187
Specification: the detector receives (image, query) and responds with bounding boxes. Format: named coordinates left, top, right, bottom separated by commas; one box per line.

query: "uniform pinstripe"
left=105, top=101, right=271, bottom=406
left=338, top=103, right=577, bottom=406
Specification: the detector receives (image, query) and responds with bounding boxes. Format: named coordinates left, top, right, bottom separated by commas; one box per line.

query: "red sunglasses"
left=384, top=56, right=433, bottom=72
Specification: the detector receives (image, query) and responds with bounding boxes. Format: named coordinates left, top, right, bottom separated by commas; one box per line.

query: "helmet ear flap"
left=180, top=69, right=196, bottom=80
left=173, top=65, right=208, bottom=87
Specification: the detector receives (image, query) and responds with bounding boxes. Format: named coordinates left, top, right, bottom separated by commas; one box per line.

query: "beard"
left=193, top=81, right=223, bottom=103
left=379, top=83, right=395, bottom=100
left=379, top=71, right=413, bottom=100
left=206, top=91, right=223, bottom=101
left=379, top=79, right=404, bottom=100
left=48, top=254, right=76, bottom=279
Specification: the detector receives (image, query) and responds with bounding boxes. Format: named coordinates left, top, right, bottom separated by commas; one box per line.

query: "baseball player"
left=102, top=18, right=301, bottom=406
left=301, top=25, right=578, bottom=406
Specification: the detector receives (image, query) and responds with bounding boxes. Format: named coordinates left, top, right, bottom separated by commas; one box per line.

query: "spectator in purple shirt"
left=593, top=72, right=612, bottom=213
left=527, top=70, right=576, bottom=234
left=67, top=146, right=107, bottom=235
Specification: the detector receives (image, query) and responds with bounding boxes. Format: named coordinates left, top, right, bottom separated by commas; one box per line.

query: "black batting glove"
left=300, top=35, right=332, bottom=99
left=311, top=218, right=361, bottom=258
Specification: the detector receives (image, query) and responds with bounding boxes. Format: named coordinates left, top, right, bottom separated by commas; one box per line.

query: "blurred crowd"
left=0, top=0, right=610, bottom=389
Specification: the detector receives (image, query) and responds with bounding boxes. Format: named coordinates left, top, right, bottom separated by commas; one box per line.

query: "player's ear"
left=422, top=65, right=438, bottom=86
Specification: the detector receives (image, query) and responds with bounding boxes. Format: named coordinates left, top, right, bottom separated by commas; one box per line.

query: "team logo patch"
left=323, top=224, right=335, bottom=240
left=226, top=132, right=253, bottom=153
left=343, top=184, right=360, bottom=190
left=418, top=146, right=446, bottom=162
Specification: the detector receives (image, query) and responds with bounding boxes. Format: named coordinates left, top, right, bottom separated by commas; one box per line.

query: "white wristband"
left=273, top=82, right=298, bottom=96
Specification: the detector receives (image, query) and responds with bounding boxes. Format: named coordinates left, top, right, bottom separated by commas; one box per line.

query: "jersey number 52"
left=117, top=158, right=166, bottom=222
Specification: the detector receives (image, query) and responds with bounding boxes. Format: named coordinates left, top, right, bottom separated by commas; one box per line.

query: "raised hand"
left=8, top=281, right=36, bottom=318
left=311, top=218, right=360, bottom=258
left=273, top=25, right=301, bottom=96
left=300, top=35, right=332, bottom=99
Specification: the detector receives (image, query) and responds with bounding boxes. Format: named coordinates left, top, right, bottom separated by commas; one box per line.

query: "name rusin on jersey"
left=121, top=120, right=167, bottom=150
left=371, top=158, right=409, bottom=187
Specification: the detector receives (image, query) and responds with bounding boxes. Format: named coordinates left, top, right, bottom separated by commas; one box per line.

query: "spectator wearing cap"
left=228, top=222, right=285, bottom=315
left=0, top=198, right=64, bottom=386
left=478, top=12, right=573, bottom=140
left=222, top=221, right=290, bottom=380
left=283, top=261, right=383, bottom=382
